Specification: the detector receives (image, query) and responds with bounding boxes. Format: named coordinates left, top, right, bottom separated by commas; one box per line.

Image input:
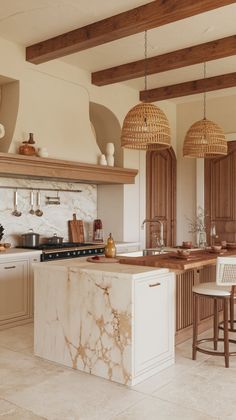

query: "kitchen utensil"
left=68, top=214, right=84, bottom=243
left=87, top=256, right=119, bottom=263
left=12, top=190, right=22, bottom=217
left=93, top=219, right=103, bottom=242
left=29, top=190, right=35, bottom=215
left=21, top=229, right=40, bottom=248
left=35, top=191, right=43, bottom=217
left=47, top=233, right=64, bottom=244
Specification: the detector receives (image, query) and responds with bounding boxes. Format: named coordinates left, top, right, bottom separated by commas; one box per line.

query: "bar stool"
left=192, top=257, right=236, bottom=367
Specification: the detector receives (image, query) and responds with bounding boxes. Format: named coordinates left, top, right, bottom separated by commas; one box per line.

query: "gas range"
left=19, top=242, right=105, bottom=262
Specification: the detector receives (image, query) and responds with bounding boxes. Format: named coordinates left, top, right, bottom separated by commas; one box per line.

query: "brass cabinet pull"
left=4, top=265, right=16, bottom=270
left=149, top=282, right=161, bottom=288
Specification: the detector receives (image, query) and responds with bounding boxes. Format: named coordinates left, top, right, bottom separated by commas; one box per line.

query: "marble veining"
left=34, top=266, right=133, bottom=385
left=0, top=177, right=96, bottom=245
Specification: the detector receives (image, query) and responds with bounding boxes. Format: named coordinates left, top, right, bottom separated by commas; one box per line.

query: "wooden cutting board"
left=68, top=214, right=84, bottom=243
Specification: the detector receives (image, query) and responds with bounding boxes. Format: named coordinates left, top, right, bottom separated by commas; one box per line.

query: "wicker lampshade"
left=183, top=118, right=227, bottom=158
left=121, top=102, right=171, bottom=150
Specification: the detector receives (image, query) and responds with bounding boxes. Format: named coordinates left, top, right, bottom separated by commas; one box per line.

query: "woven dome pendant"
left=183, top=118, right=228, bottom=158
left=121, top=102, right=171, bottom=150
left=183, top=63, right=227, bottom=158
left=121, top=30, right=171, bottom=151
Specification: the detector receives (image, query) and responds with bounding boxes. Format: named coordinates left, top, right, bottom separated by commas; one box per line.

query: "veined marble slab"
left=34, top=261, right=172, bottom=386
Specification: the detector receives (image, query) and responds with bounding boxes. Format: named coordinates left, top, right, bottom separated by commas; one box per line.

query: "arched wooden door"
left=146, top=147, right=176, bottom=248
left=205, top=140, right=236, bottom=243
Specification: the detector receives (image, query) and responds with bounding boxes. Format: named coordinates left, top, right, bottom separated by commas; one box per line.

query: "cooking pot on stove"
left=47, top=233, right=64, bottom=244
left=21, top=229, right=40, bottom=248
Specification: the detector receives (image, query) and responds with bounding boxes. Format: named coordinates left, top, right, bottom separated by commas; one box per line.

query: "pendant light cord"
left=144, top=30, right=147, bottom=91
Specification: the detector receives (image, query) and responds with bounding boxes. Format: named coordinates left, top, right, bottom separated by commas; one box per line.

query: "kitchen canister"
left=38, top=147, right=49, bottom=158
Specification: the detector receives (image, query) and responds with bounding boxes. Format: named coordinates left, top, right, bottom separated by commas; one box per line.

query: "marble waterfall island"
left=34, top=260, right=175, bottom=386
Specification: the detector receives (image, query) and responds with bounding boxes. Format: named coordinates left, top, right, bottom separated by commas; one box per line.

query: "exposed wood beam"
left=140, top=72, right=236, bottom=101
left=92, top=35, right=236, bottom=86
left=26, top=0, right=236, bottom=64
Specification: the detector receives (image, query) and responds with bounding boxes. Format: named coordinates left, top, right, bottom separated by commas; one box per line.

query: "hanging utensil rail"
left=0, top=186, right=82, bottom=193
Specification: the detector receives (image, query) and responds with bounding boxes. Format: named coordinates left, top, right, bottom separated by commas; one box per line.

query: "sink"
left=118, top=249, right=169, bottom=258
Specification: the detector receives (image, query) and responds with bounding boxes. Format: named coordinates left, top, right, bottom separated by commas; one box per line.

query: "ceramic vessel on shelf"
left=182, top=241, right=192, bottom=248
left=0, top=123, right=5, bottom=139
left=104, top=233, right=116, bottom=258
left=106, top=142, right=115, bottom=167
left=19, top=133, right=36, bottom=156
left=99, top=154, right=107, bottom=165
left=37, top=147, right=49, bottom=158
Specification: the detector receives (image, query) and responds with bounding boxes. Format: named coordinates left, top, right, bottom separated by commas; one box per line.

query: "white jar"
left=99, top=154, right=107, bottom=165
left=38, top=147, right=48, bottom=158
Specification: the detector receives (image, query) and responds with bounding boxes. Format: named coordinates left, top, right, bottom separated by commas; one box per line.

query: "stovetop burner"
left=18, top=242, right=105, bottom=261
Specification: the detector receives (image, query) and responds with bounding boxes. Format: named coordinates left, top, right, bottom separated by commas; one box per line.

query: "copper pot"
left=19, top=142, right=36, bottom=156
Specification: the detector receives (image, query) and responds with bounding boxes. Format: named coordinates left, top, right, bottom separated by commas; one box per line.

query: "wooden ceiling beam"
left=92, top=35, right=236, bottom=86
left=26, top=0, right=236, bottom=64
left=140, top=72, right=236, bottom=102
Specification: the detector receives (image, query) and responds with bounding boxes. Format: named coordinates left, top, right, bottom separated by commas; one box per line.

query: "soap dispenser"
left=105, top=233, right=116, bottom=258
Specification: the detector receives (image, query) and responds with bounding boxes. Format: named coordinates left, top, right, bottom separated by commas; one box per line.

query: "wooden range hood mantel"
left=0, top=153, right=138, bottom=184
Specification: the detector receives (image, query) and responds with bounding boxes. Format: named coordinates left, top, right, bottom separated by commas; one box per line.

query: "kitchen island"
left=119, top=249, right=236, bottom=343
left=33, top=259, right=175, bottom=386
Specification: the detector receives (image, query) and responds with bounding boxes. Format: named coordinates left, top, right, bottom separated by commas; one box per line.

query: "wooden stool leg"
left=230, top=292, right=234, bottom=331
left=223, top=298, right=229, bottom=368
left=192, top=293, right=199, bottom=360
left=213, top=298, right=219, bottom=351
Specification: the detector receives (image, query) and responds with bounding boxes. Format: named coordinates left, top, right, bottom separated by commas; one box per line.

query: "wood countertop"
left=118, top=249, right=236, bottom=271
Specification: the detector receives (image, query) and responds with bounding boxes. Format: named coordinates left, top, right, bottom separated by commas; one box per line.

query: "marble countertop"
left=0, top=247, right=42, bottom=259
left=34, top=258, right=169, bottom=278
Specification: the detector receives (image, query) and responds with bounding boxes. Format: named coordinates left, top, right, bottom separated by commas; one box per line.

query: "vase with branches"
left=187, top=207, right=208, bottom=248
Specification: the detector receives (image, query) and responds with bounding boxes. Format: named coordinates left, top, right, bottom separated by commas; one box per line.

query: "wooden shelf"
left=0, top=153, right=138, bottom=185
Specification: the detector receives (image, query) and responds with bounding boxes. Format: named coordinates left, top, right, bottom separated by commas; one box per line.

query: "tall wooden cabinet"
left=205, top=141, right=236, bottom=242
left=146, top=147, right=176, bottom=247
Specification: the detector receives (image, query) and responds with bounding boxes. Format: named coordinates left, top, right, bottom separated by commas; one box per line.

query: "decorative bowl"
left=182, top=241, right=192, bottom=248
left=177, top=249, right=190, bottom=257
left=211, top=245, right=222, bottom=252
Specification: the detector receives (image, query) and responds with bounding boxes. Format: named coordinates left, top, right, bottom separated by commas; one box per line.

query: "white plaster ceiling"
left=0, top=0, right=236, bottom=102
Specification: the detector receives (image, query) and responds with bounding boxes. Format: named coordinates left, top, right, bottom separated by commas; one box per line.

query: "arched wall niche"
left=89, top=102, right=123, bottom=167
left=0, top=75, right=19, bottom=153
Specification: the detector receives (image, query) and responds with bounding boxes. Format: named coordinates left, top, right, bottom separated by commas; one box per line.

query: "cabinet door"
left=29, top=255, right=41, bottom=317
left=134, top=273, right=174, bottom=375
left=0, top=259, right=29, bottom=325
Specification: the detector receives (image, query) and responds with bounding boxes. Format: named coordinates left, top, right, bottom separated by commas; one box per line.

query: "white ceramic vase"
left=106, top=142, right=115, bottom=166
left=99, top=154, right=107, bottom=165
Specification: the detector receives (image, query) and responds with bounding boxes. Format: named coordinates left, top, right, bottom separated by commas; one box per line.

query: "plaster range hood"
left=0, top=152, right=138, bottom=185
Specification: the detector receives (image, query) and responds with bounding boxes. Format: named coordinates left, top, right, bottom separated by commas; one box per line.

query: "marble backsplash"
left=0, top=177, right=97, bottom=246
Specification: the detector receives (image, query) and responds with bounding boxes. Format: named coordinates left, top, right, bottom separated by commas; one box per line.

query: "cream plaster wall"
left=176, top=94, right=236, bottom=245
left=0, top=35, right=177, bottom=245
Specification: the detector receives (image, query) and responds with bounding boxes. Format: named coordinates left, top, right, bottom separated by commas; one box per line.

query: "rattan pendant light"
left=121, top=31, right=171, bottom=150
left=183, top=63, right=227, bottom=158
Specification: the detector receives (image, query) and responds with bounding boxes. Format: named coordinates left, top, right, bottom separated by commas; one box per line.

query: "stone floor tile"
left=0, top=399, right=46, bottom=419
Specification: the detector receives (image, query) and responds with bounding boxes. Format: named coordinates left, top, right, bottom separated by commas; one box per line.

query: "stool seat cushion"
left=193, top=282, right=231, bottom=297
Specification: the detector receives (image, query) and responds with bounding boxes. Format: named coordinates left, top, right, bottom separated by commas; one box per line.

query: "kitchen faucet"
left=141, top=217, right=164, bottom=251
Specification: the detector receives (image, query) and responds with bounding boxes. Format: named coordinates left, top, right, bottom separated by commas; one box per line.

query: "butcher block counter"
left=119, top=249, right=236, bottom=271
left=119, top=249, right=236, bottom=343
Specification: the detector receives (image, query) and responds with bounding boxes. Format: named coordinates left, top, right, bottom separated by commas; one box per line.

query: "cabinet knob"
left=4, top=265, right=16, bottom=270
left=149, top=282, right=161, bottom=288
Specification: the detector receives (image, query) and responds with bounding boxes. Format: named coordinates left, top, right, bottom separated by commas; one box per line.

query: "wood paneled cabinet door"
left=134, top=272, right=175, bottom=376
left=205, top=141, right=236, bottom=243
left=0, top=259, right=30, bottom=329
left=146, top=148, right=176, bottom=247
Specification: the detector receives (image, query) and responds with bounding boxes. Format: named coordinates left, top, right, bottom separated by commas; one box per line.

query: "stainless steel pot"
left=21, top=229, right=40, bottom=248
left=47, top=233, right=64, bottom=244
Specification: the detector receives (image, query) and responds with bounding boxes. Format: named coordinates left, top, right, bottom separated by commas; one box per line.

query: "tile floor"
left=0, top=323, right=235, bottom=420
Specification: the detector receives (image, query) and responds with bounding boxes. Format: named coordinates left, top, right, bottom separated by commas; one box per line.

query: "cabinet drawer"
left=0, top=259, right=29, bottom=323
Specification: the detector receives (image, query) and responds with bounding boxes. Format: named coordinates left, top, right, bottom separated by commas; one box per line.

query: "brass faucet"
left=141, top=217, right=164, bottom=250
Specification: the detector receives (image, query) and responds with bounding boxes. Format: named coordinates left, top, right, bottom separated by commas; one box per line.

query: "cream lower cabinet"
left=0, top=253, right=41, bottom=329
left=133, top=272, right=175, bottom=383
